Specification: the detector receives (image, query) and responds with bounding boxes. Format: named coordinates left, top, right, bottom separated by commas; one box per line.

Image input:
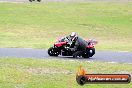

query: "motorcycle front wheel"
left=48, top=47, right=59, bottom=56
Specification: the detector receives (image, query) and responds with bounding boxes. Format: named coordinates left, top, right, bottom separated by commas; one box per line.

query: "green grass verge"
left=0, top=2, right=132, bottom=51
left=0, top=58, right=131, bottom=88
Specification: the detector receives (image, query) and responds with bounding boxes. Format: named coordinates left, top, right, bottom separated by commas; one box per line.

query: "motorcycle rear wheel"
left=88, top=48, right=95, bottom=57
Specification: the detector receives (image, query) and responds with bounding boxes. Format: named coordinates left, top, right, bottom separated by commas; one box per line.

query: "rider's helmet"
left=70, top=32, right=77, bottom=41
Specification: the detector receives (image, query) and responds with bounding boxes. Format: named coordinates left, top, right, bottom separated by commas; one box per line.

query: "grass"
left=0, top=57, right=131, bottom=88
left=0, top=2, right=132, bottom=51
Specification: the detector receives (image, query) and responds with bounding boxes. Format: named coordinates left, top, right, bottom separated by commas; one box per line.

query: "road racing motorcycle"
left=48, top=37, right=97, bottom=58
left=29, top=0, right=41, bottom=2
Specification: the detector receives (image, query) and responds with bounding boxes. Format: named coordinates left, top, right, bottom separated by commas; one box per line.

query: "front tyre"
left=48, top=47, right=59, bottom=56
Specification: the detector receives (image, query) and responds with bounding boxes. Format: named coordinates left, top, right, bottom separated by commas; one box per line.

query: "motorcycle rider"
left=65, top=32, right=87, bottom=52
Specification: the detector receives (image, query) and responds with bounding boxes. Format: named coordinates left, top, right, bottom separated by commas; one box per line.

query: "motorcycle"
left=29, top=0, right=41, bottom=2
left=48, top=37, right=97, bottom=58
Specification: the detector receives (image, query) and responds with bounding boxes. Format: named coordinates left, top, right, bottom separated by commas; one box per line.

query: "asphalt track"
left=0, top=48, right=132, bottom=63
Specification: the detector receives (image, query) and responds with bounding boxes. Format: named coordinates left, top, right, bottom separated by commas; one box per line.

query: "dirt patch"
left=25, top=67, right=73, bottom=74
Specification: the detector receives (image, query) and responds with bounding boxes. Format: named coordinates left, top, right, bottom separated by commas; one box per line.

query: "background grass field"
left=0, top=2, right=132, bottom=51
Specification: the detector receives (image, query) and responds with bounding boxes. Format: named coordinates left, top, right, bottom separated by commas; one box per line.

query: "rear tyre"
left=48, top=47, right=59, bottom=56
left=88, top=48, right=95, bottom=57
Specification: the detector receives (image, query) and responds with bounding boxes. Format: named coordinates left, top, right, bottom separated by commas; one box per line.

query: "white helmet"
left=70, top=32, right=77, bottom=37
left=70, top=32, right=77, bottom=41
